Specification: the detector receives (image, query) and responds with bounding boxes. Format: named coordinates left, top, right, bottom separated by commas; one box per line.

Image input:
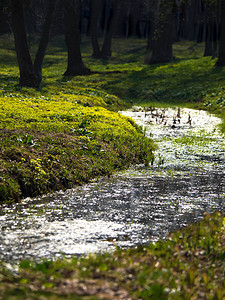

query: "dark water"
left=0, top=107, right=224, bottom=264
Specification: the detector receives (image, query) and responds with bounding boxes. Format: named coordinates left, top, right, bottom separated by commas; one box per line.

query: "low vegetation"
left=0, top=36, right=157, bottom=203
left=0, top=212, right=224, bottom=299
left=1, top=36, right=224, bottom=203
left=0, top=36, right=224, bottom=299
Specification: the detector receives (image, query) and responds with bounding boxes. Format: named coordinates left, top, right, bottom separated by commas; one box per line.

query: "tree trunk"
left=179, top=0, right=202, bottom=41
left=147, top=0, right=160, bottom=51
left=90, top=0, right=103, bottom=58
left=149, top=0, right=175, bottom=64
left=63, top=0, right=90, bottom=75
left=113, top=0, right=127, bottom=37
left=11, top=0, right=38, bottom=87
left=216, top=0, right=225, bottom=66
left=128, top=0, right=140, bottom=37
left=34, top=0, right=57, bottom=85
left=101, top=0, right=122, bottom=58
left=204, top=0, right=218, bottom=57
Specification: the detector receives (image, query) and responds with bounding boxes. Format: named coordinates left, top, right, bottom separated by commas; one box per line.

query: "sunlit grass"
left=0, top=34, right=224, bottom=202
left=0, top=35, right=157, bottom=203
left=0, top=35, right=224, bottom=299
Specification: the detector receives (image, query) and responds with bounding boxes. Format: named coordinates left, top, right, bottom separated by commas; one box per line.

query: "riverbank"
left=0, top=36, right=156, bottom=203
left=0, top=106, right=224, bottom=265
left=1, top=37, right=225, bottom=203
left=0, top=212, right=224, bottom=299
left=0, top=36, right=224, bottom=299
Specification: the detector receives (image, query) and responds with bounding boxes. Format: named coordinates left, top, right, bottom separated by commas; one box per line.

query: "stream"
left=0, top=107, right=224, bottom=265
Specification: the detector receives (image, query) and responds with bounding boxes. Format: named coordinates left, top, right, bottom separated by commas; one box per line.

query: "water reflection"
left=0, top=107, right=224, bottom=263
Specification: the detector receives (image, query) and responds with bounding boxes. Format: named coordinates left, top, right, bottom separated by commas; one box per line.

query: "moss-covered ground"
left=0, top=36, right=224, bottom=298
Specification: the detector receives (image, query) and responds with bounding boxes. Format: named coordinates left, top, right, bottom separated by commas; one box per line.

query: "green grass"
left=0, top=35, right=225, bottom=299
left=45, top=36, right=225, bottom=120
left=173, top=130, right=219, bottom=146
left=6, top=36, right=224, bottom=203
left=0, top=35, right=157, bottom=203
left=0, top=212, right=224, bottom=299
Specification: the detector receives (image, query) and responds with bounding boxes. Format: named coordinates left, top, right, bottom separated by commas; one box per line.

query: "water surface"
left=0, top=107, right=224, bottom=264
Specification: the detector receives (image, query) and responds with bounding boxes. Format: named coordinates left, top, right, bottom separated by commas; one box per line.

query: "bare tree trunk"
left=101, top=0, right=122, bottom=58
left=204, top=0, right=218, bottom=57
left=63, top=0, right=90, bottom=75
left=11, top=0, right=57, bottom=88
left=147, top=0, right=160, bottom=51
left=174, top=0, right=182, bottom=41
left=149, top=0, right=175, bottom=64
left=11, top=0, right=38, bottom=87
left=90, top=0, right=103, bottom=58
left=180, top=0, right=202, bottom=41
left=128, top=0, right=140, bottom=37
left=216, top=0, right=225, bottom=66
left=34, top=0, right=57, bottom=85
left=113, top=0, right=127, bottom=37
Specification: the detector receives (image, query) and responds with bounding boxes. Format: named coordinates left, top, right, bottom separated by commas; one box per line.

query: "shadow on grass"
left=0, top=74, right=18, bottom=85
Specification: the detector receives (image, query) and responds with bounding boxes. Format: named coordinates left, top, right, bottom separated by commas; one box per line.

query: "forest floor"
left=0, top=36, right=224, bottom=299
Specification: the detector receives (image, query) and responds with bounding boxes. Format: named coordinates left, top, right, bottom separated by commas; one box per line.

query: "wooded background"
left=1, top=0, right=225, bottom=87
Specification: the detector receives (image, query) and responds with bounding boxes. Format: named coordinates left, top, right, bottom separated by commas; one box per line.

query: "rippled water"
left=0, top=107, right=224, bottom=264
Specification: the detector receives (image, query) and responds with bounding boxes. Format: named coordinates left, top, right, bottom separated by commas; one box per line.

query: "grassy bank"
left=0, top=36, right=225, bottom=299
left=0, top=36, right=224, bottom=203
left=0, top=92, right=155, bottom=202
left=0, top=36, right=157, bottom=203
left=0, top=212, right=224, bottom=299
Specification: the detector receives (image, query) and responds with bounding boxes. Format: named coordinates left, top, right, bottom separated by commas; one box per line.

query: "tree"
left=89, top=0, right=122, bottom=59
left=149, top=0, right=175, bottom=64
left=127, top=0, right=141, bottom=37
left=11, top=0, right=38, bottom=87
left=63, top=0, right=90, bottom=75
left=11, top=0, right=56, bottom=88
left=147, top=0, right=160, bottom=50
left=204, top=0, right=218, bottom=57
left=179, top=0, right=203, bottom=41
left=216, top=0, right=225, bottom=65
left=101, top=0, right=122, bottom=58
left=0, top=0, right=10, bottom=34
left=34, top=0, right=57, bottom=83
left=90, top=0, right=104, bottom=58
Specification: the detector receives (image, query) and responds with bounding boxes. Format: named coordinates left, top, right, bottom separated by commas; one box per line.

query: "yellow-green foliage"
left=0, top=35, right=156, bottom=203
left=0, top=92, right=155, bottom=202
left=1, top=35, right=225, bottom=202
